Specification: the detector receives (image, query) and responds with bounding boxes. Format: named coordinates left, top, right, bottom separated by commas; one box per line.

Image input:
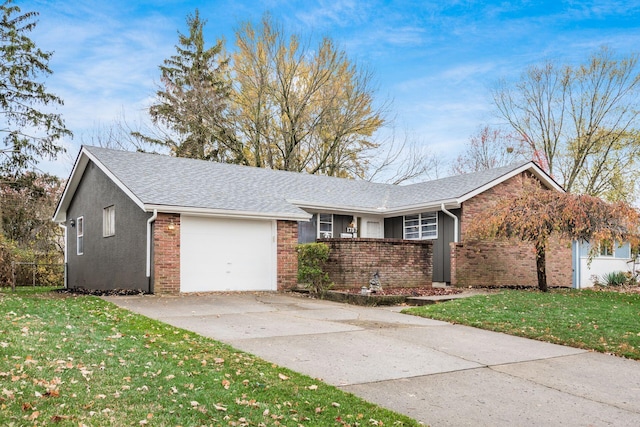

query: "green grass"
left=403, top=289, right=640, bottom=359
left=1, top=288, right=418, bottom=426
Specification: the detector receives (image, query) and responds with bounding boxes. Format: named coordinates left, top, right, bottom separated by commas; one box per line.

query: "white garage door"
left=180, top=216, right=276, bottom=292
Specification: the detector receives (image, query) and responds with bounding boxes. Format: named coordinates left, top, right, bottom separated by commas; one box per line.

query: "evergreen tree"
left=0, top=0, right=70, bottom=174
left=137, top=10, right=237, bottom=162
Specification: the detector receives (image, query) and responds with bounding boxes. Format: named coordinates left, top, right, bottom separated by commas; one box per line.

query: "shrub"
left=600, top=271, right=629, bottom=287
left=0, top=235, right=63, bottom=288
left=297, top=243, right=332, bottom=295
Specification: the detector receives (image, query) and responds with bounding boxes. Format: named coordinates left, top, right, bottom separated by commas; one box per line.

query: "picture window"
left=403, top=212, right=437, bottom=240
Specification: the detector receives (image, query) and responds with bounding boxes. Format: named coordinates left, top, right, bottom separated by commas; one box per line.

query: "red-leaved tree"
left=469, top=178, right=639, bottom=291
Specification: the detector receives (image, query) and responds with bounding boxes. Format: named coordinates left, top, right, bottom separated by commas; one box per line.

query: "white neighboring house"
left=573, top=240, right=639, bottom=288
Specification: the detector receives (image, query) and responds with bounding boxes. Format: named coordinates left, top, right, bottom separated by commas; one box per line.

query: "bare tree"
left=450, top=125, right=527, bottom=175
left=365, top=129, right=440, bottom=184
left=493, top=46, right=640, bottom=201
left=79, top=111, right=164, bottom=154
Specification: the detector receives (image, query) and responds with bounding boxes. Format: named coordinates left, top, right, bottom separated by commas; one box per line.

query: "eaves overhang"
left=142, top=204, right=312, bottom=222
left=455, top=161, right=564, bottom=204
left=288, top=199, right=462, bottom=218
left=52, top=146, right=145, bottom=223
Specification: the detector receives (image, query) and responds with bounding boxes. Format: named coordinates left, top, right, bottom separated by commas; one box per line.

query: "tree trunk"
left=535, top=242, right=548, bottom=292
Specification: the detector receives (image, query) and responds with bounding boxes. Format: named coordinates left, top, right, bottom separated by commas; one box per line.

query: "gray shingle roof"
left=65, top=146, right=552, bottom=219
left=389, top=163, right=535, bottom=208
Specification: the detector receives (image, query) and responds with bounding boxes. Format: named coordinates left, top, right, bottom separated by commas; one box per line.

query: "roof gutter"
left=146, top=209, right=158, bottom=278
left=288, top=199, right=462, bottom=217
left=143, top=204, right=311, bottom=222
left=441, top=203, right=459, bottom=243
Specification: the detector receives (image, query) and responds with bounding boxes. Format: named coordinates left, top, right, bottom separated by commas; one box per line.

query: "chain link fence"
left=9, top=261, right=65, bottom=291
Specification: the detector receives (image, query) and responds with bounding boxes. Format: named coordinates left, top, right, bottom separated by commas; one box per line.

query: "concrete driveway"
left=104, top=292, right=640, bottom=426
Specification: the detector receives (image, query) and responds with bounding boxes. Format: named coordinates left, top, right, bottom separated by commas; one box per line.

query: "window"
left=599, top=240, right=614, bottom=257
left=404, top=212, right=437, bottom=240
left=103, top=205, right=115, bottom=237
left=318, top=214, right=333, bottom=238
left=76, top=217, right=84, bottom=255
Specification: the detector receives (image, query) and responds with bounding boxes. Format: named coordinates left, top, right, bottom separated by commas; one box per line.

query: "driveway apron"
left=104, top=293, right=640, bottom=426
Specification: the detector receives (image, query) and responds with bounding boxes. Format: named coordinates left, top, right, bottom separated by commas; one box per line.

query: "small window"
left=77, top=217, right=84, bottom=255
left=599, top=240, right=613, bottom=257
left=404, top=212, right=437, bottom=240
left=103, top=205, right=115, bottom=237
left=318, top=214, right=333, bottom=238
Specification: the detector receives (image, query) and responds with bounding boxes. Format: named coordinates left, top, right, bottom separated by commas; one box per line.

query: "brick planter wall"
left=453, top=173, right=573, bottom=288
left=277, top=220, right=298, bottom=291
left=153, top=213, right=181, bottom=294
left=321, top=238, right=433, bottom=289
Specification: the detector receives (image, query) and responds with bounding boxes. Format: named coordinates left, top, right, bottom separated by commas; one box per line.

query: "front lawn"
left=403, top=289, right=640, bottom=360
left=0, top=287, right=418, bottom=426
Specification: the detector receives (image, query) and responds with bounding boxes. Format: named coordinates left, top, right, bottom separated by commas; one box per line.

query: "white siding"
left=180, top=216, right=276, bottom=292
left=575, top=241, right=636, bottom=288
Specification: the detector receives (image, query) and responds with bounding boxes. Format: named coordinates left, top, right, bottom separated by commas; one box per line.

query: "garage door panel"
left=180, top=216, right=276, bottom=292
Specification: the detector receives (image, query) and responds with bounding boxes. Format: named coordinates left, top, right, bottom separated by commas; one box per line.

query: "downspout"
left=146, top=209, right=158, bottom=280
left=573, top=240, right=581, bottom=289
left=58, top=223, right=68, bottom=289
left=441, top=203, right=459, bottom=243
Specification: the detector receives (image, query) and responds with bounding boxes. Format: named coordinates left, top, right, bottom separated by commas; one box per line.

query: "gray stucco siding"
left=65, top=161, right=151, bottom=292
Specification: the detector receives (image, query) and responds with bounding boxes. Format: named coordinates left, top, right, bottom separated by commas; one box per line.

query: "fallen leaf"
left=222, top=379, right=230, bottom=390
left=278, top=373, right=289, bottom=381
left=44, top=389, right=60, bottom=398
left=308, top=384, right=318, bottom=390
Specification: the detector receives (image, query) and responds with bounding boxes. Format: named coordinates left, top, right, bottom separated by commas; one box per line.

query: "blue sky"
left=20, top=0, right=640, bottom=178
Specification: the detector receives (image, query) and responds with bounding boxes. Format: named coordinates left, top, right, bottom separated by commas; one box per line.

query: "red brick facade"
left=452, top=173, right=573, bottom=288
left=153, top=213, right=181, bottom=294
left=149, top=173, right=573, bottom=294
left=152, top=217, right=299, bottom=294
left=321, top=238, right=433, bottom=289
left=277, top=220, right=299, bottom=291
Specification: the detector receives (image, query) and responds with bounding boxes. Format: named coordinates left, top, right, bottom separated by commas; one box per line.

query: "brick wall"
left=153, top=213, right=181, bottom=294
left=453, top=173, right=573, bottom=288
left=321, top=238, right=433, bottom=289
left=277, top=220, right=298, bottom=291
left=460, top=172, right=526, bottom=239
